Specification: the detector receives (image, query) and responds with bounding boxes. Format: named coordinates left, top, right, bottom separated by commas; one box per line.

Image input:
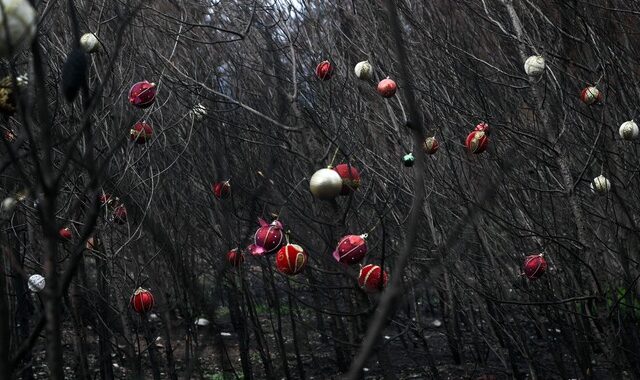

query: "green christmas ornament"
left=402, top=153, right=415, bottom=167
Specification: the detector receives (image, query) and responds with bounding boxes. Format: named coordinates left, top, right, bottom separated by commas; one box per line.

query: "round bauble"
left=423, top=137, right=439, bottom=154
left=377, top=78, right=397, bottom=98
left=276, top=244, right=308, bottom=275
left=130, top=121, right=153, bottom=144
left=191, top=103, right=207, bottom=120
left=130, top=287, right=155, bottom=313
left=358, top=264, right=388, bottom=293
left=465, top=130, right=489, bottom=154
left=99, top=193, right=113, bottom=207
left=315, top=60, right=333, bottom=81
left=59, top=227, right=72, bottom=240
left=402, top=153, right=415, bottom=167
left=310, top=168, right=343, bottom=200
left=1, top=196, right=17, bottom=212
left=333, top=164, right=361, bottom=196
left=80, top=33, right=100, bottom=54
left=28, top=274, right=45, bottom=292
left=354, top=60, right=372, bottom=80
left=333, top=234, right=368, bottom=265
left=523, top=254, right=547, bottom=280
left=619, top=120, right=639, bottom=140
left=524, top=55, right=545, bottom=76
left=249, top=219, right=284, bottom=256
left=227, top=248, right=244, bottom=267
left=590, top=175, right=610, bottom=195
left=112, top=204, right=127, bottom=224
left=212, top=181, right=231, bottom=200
left=3, top=128, right=16, bottom=141
left=128, top=81, right=157, bottom=108
left=0, top=0, right=36, bottom=57
left=580, top=86, right=602, bottom=105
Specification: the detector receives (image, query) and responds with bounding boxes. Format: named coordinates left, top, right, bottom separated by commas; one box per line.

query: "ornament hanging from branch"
left=28, top=274, right=45, bottom=293
left=59, top=227, right=72, bottom=240
left=523, top=254, right=547, bottom=280
left=130, top=121, right=153, bottom=144
left=358, top=264, right=389, bottom=293
left=524, top=55, right=545, bottom=76
left=465, top=122, right=490, bottom=154
left=248, top=219, right=284, bottom=256
left=423, top=137, right=439, bottom=155
left=80, top=33, right=100, bottom=54
left=402, top=153, right=415, bottom=167
left=354, top=60, right=372, bottom=80
left=333, top=164, right=361, bottom=196
left=377, top=77, right=397, bottom=98
left=310, top=168, right=343, bottom=200
left=226, top=248, right=244, bottom=267
left=128, top=81, right=157, bottom=108
left=590, top=175, right=611, bottom=195
left=580, top=86, right=602, bottom=105
left=276, top=244, right=308, bottom=275
left=315, top=60, right=333, bottom=80
left=130, top=287, right=155, bottom=313
left=619, top=120, right=639, bottom=140
left=212, top=181, right=231, bottom=200
left=333, top=234, right=368, bottom=265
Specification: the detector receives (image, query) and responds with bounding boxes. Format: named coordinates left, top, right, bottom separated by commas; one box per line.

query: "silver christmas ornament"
left=28, top=274, right=45, bottom=292
left=309, top=168, right=343, bottom=200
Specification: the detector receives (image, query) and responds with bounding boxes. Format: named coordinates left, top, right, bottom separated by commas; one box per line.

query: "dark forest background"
left=2, top=0, right=640, bottom=379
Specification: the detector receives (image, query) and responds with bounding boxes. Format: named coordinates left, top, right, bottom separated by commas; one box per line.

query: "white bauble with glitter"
left=28, top=274, right=45, bottom=292
left=524, top=55, right=545, bottom=76
left=619, top=120, right=639, bottom=140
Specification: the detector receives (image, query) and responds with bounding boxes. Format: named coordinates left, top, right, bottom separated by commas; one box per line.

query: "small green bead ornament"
left=402, top=153, right=415, bottom=167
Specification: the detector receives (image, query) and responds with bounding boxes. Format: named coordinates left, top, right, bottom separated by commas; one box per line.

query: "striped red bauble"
left=465, top=123, right=490, bottom=154
left=130, top=287, right=155, bottom=313
left=248, top=219, right=284, bottom=256
left=358, top=264, right=389, bottom=293
left=276, top=244, right=308, bottom=275
left=130, top=121, right=153, bottom=144
left=523, top=254, right=547, bottom=280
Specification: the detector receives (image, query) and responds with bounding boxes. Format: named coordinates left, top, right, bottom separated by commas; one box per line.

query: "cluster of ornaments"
left=99, top=192, right=128, bottom=224
left=309, top=163, right=361, bottom=200
left=316, top=60, right=397, bottom=99
left=128, top=80, right=157, bottom=144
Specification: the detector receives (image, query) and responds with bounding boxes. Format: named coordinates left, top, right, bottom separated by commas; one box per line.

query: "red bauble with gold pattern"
left=333, top=234, right=368, bottom=265
left=333, top=164, right=361, bottom=196
left=130, top=122, right=153, bottom=144
left=358, top=264, right=389, bottom=293
left=248, top=219, right=284, bottom=256
left=226, top=248, right=244, bottom=267
left=128, top=81, right=157, bottom=108
left=130, top=287, right=155, bottom=313
left=465, top=130, right=489, bottom=154
left=377, top=78, right=397, bottom=98
left=59, top=227, right=72, bottom=240
left=276, top=244, right=308, bottom=275
left=523, top=254, right=547, bottom=280
left=212, top=181, right=231, bottom=200
left=423, top=137, right=439, bottom=154
left=315, top=60, right=333, bottom=80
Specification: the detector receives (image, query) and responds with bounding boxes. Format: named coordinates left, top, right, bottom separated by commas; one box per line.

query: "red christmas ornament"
left=580, top=86, right=602, bottom=105
left=128, top=81, right=157, bottom=108
left=99, top=193, right=113, bottom=207
left=212, top=181, right=231, bottom=200
left=59, top=227, right=72, bottom=240
left=130, top=121, right=153, bottom=144
left=358, top=264, right=389, bottom=293
left=276, top=244, right=308, bottom=275
left=315, top=60, right=333, bottom=80
left=465, top=130, right=489, bottom=154
left=226, top=248, right=244, bottom=267
left=3, top=129, right=16, bottom=142
left=423, top=137, right=439, bottom=154
left=523, top=254, right=547, bottom=280
left=112, top=204, right=127, bottom=224
left=333, top=234, right=368, bottom=265
left=333, top=164, right=361, bottom=196
left=130, top=287, right=155, bottom=313
left=377, top=78, right=397, bottom=98
left=248, top=219, right=284, bottom=256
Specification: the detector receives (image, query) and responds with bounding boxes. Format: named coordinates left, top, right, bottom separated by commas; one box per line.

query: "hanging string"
left=328, top=146, right=340, bottom=168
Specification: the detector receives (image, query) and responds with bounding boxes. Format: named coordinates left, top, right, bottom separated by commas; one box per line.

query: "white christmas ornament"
left=309, top=168, right=343, bottom=200
left=194, top=318, right=210, bottom=326
left=80, top=33, right=99, bottom=53
left=354, top=60, right=373, bottom=80
left=0, top=0, right=37, bottom=57
left=590, top=175, right=611, bottom=195
left=1, top=197, right=17, bottom=212
left=191, top=103, right=207, bottom=120
left=524, top=55, right=545, bottom=76
left=28, top=274, right=45, bottom=292
left=619, top=120, right=639, bottom=140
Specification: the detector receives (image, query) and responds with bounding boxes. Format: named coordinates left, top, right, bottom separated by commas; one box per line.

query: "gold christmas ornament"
left=309, top=168, right=343, bottom=200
